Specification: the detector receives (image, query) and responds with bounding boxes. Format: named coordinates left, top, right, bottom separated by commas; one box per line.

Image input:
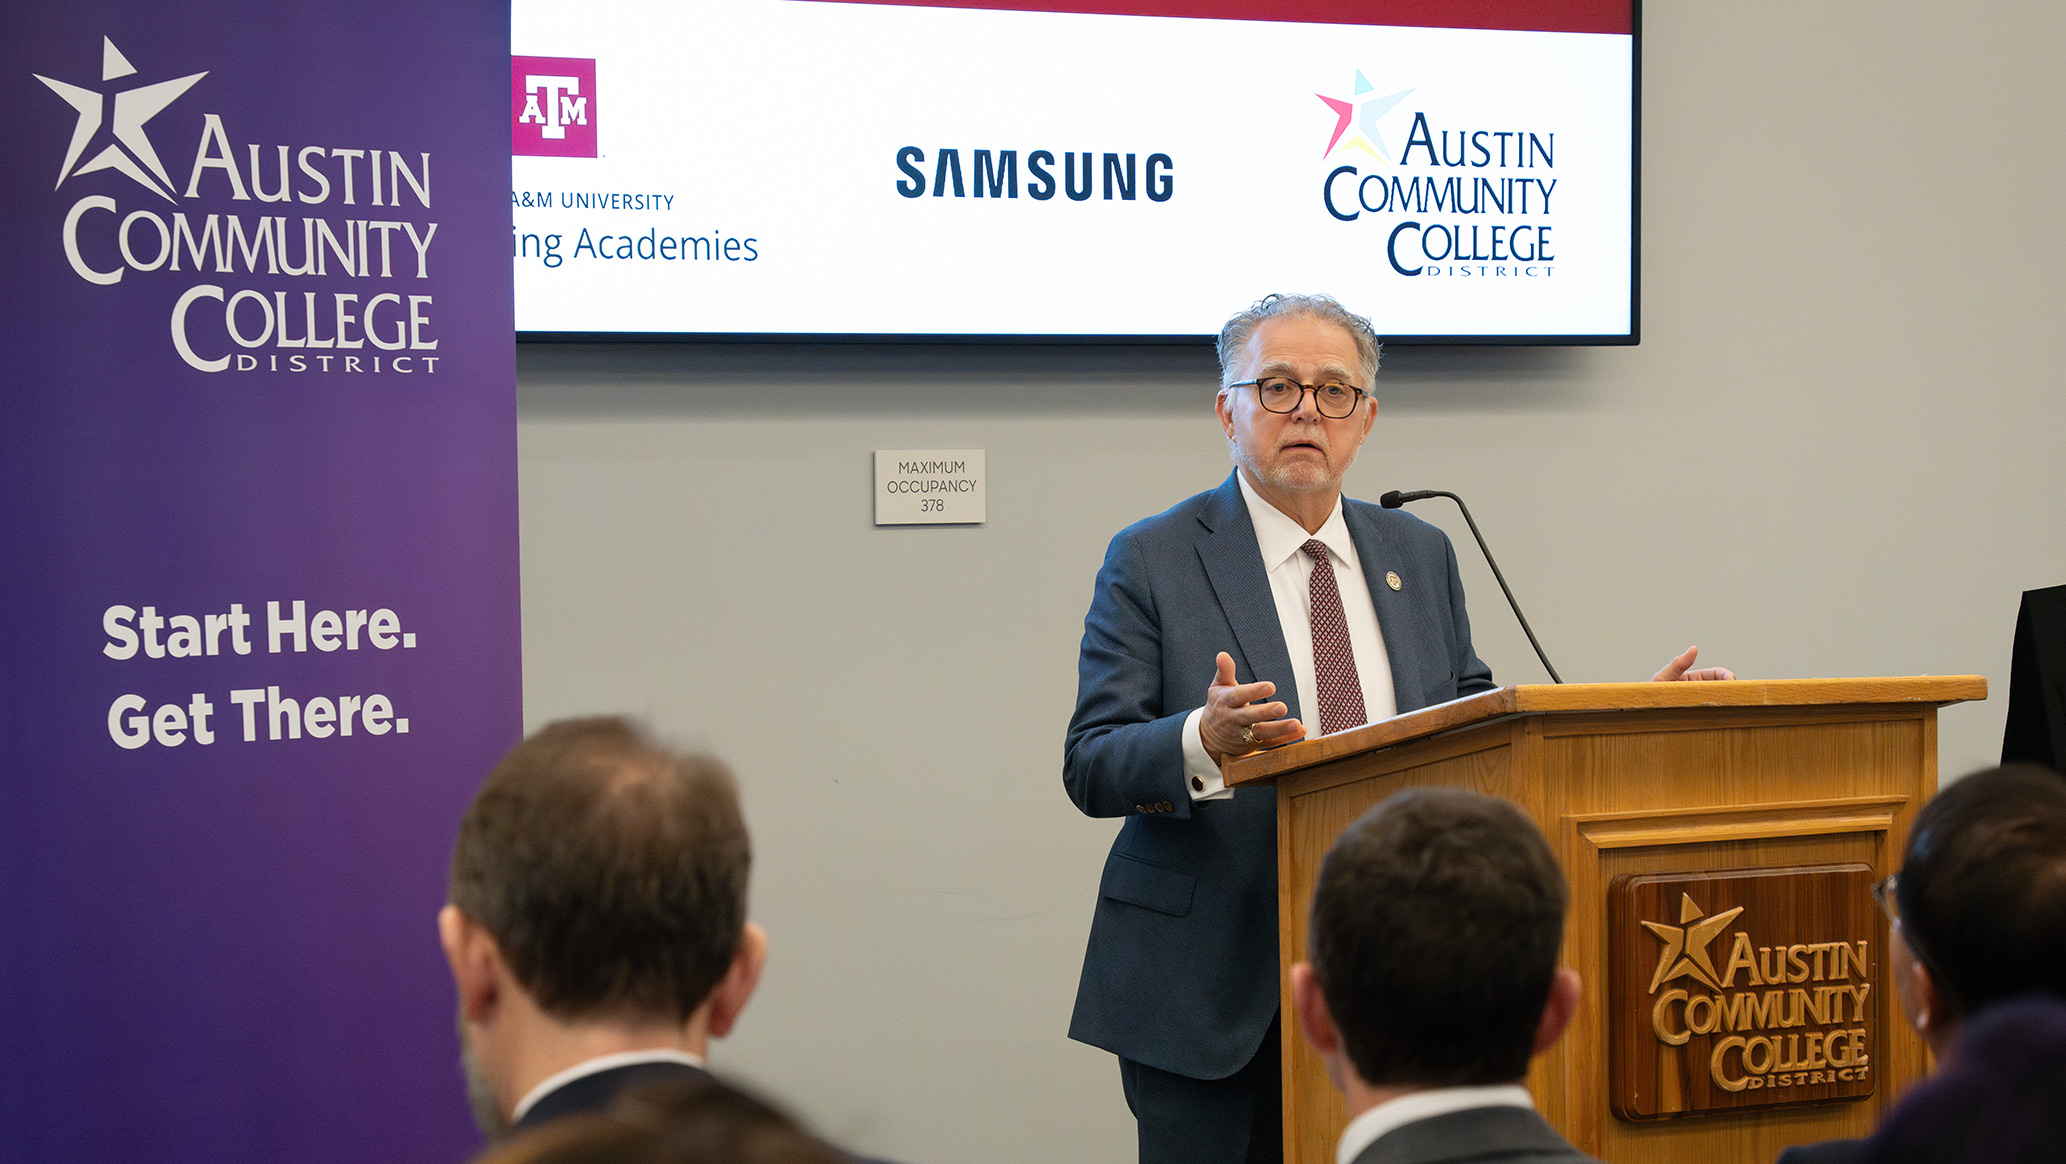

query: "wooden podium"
left=1224, top=677, right=1986, bottom=1164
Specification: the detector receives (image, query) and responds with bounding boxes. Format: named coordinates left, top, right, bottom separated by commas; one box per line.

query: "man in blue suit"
left=1063, top=294, right=1727, bottom=1164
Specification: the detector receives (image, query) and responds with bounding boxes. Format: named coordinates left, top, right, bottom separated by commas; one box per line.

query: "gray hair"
left=1216, top=293, right=1382, bottom=390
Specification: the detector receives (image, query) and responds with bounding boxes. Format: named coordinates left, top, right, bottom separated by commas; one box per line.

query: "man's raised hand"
left=1201, top=651, right=1307, bottom=763
left=1653, top=645, right=1736, bottom=683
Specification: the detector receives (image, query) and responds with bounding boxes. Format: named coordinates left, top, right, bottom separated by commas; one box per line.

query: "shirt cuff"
left=1183, top=707, right=1233, bottom=801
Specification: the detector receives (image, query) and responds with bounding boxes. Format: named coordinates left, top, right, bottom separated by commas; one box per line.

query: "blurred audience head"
left=1290, top=787, right=1579, bottom=1105
left=1858, top=997, right=2066, bottom=1164
left=439, top=716, right=764, bottom=1137
left=1890, top=763, right=2066, bottom=1052
left=474, top=1074, right=843, bottom=1164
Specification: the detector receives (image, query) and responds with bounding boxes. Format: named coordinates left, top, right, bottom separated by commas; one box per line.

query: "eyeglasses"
left=1873, top=870, right=1945, bottom=983
left=1870, top=872, right=1904, bottom=927
left=1229, top=377, right=1368, bottom=420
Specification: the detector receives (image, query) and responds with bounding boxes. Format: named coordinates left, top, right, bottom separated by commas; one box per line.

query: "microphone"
left=1379, top=490, right=1441, bottom=507
left=1380, top=489, right=1563, bottom=684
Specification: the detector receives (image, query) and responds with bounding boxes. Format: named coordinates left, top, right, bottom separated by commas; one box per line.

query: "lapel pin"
left=1386, top=571, right=1403, bottom=591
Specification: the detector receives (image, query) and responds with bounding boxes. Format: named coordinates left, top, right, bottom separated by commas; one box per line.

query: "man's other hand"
left=1202, top=651, right=1307, bottom=763
left=1653, top=645, right=1736, bottom=682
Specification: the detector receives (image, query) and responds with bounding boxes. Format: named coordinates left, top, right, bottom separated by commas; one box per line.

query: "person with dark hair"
left=1287, top=787, right=1594, bottom=1164
left=471, top=1074, right=845, bottom=1164
left=1854, top=997, right=2066, bottom=1164
left=1777, top=762, right=2066, bottom=1164
left=1885, top=763, right=2066, bottom=1040
left=1064, top=292, right=1727, bottom=1164
left=438, top=716, right=766, bottom=1141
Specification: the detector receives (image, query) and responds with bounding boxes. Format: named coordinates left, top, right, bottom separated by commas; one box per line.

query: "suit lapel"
left=1195, top=473, right=1302, bottom=723
left=1345, top=502, right=1437, bottom=714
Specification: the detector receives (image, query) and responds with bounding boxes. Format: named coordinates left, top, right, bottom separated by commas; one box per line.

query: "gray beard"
left=1230, top=441, right=1333, bottom=499
left=457, top=1014, right=512, bottom=1141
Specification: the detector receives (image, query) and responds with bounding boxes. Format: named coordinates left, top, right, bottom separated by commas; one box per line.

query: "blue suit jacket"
left=1064, top=472, right=1495, bottom=1078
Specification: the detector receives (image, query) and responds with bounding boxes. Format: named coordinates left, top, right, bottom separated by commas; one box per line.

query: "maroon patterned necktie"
left=1303, top=539, right=1367, bottom=735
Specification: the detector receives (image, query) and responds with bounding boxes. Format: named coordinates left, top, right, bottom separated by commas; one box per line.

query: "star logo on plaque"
left=1642, top=892, right=1744, bottom=993
left=1611, top=866, right=1879, bottom=1118
left=33, top=37, right=206, bottom=201
left=1317, top=70, right=1413, bottom=163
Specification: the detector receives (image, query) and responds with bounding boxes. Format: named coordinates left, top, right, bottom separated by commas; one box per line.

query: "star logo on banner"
left=33, top=37, right=207, bottom=202
left=1317, top=70, right=1412, bottom=163
left=1643, top=892, right=1745, bottom=994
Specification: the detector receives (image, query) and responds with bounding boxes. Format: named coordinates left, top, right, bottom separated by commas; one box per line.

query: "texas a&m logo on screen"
left=512, top=56, right=595, bottom=158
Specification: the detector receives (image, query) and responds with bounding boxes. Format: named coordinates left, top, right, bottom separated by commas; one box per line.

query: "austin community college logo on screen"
left=1316, top=68, right=1560, bottom=279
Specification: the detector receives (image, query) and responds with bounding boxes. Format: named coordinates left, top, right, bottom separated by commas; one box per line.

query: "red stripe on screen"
left=796, top=0, right=1631, bottom=35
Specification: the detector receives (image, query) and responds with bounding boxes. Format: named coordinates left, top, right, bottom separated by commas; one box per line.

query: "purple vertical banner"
left=0, top=3, right=518, bottom=1163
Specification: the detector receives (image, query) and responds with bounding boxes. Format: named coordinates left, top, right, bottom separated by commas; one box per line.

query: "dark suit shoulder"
left=1775, top=1139, right=1866, bottom=1164
left=1108, top=480, right=1453, bottom=560
left=1106, top=479, right=1235, bottom=550
left=510, top=1060, right=709, bottom=1134
left=1355, top=1107, right=1600, bottom=1164
left=1342, top=495, right=1457, bottom=553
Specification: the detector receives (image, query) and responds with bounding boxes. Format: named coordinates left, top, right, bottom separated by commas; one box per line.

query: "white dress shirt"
left=509, top=1048, right=709, bottom=1125
left=1184, top=474, right=1398, bottom=800
left=1335, top=1083, right=1537, bottom=1164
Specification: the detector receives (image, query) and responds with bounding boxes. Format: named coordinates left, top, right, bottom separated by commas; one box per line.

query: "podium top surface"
left=1222, top=675, right=1987, bottom=787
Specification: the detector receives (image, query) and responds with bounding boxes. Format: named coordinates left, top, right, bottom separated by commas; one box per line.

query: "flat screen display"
left=512, top=0, right=1637, bottom=342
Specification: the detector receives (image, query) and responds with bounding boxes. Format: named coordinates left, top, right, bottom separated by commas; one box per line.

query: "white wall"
left=514, top=4, right=2066, bottom=1160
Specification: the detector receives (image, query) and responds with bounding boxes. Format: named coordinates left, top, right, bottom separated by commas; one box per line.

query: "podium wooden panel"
left=1223, top=677, right=1986, bottom=1164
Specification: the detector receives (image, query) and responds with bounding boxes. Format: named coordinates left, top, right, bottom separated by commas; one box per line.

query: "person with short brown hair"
left=1289, top=787, right=1597, bottom=1164
left=439, top=716, right=766, bottom=1141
